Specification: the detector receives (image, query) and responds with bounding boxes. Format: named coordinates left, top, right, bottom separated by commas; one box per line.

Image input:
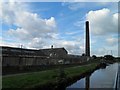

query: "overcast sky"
left=0, top=1, right=119, bottom=56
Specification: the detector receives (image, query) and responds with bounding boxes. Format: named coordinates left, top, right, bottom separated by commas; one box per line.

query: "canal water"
left=66, top=63, right=118, bottom=89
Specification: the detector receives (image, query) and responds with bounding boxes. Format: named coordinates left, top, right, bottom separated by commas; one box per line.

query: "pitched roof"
left=1, top=46, right=68, bottom=56
left=1, top=46, right=46, bottom=56
left=39, top=47, right=68, bottom=54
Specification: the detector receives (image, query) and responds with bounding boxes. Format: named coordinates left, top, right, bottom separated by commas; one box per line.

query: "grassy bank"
left=3, top=63, right=98, bottom=89
left=3, top=62, right=98, bottom=75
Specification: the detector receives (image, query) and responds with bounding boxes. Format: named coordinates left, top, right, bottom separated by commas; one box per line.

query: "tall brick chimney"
left=85, top=21, right=90, bottom=57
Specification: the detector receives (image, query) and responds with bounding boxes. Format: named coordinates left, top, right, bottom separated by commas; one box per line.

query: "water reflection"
left=67, top=63, right=118, bottom=89
left=66, top=75, right=90, bottom=90
left=85, top=75, right=90, bottom=90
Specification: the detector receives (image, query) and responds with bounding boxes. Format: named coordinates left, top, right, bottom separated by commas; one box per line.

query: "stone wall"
left=2, top=55, right=47, bottom=66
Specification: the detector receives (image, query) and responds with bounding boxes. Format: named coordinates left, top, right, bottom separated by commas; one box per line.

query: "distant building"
left=1, top=46, right=47, bottom=66
left=39, top=47, right=68, bottom=64
left=1, top=45, right=88, bottom=66
left=1, top=46, right=68, bottom=66
left=67, top=54, right=86, bottom=64
left=39, top=47, right=68, bottom=59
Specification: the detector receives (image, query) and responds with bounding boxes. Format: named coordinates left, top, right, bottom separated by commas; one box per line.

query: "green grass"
left=65, top=63, right=97, bottom=77
left=2, top=63, right=98, bottom=88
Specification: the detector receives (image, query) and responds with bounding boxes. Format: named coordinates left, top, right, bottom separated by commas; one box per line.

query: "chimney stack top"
left=51, top=45, right=53, bottom=49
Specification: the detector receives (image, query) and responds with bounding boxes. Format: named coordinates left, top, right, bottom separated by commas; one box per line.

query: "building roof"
left=39, top=47, right=68, bottom=54
left=0, top=46, right=38, bottom=51
left=1, top=46, right=68, bottom=56
left=1, top=46, right=46, bottom=56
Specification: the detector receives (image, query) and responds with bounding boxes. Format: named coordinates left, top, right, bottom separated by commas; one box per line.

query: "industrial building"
left=1, top=46, right=69, bottom=66
left=1, top=45, right=87, bottom=67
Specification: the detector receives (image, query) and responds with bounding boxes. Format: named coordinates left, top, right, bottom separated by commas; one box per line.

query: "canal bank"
left=3, top=63, right=102, bottom=89
left=67, top=63, right=119, bottom=90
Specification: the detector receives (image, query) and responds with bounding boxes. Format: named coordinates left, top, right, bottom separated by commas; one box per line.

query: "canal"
left=66, top=63, right=119, bottom=89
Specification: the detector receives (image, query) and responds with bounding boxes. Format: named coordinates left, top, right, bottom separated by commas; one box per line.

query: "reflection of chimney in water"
left=85, top=76, right=90, bottom=90
left=85, top=21, right=90, bottom=57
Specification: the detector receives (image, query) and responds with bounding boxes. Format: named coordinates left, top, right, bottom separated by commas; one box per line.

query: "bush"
left=104, top=55, right=114, bottom=61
